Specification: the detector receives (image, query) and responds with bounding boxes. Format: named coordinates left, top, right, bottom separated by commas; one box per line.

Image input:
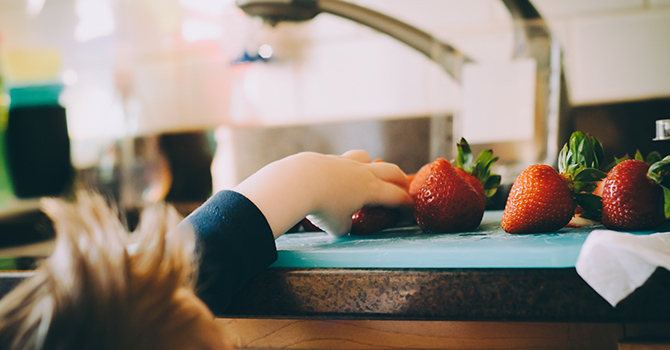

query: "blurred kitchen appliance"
left=2, top=50, right=73, bottom=199
left=236, top=0, right=568, bottom=183
left=6, top=86, right=72, bottom=198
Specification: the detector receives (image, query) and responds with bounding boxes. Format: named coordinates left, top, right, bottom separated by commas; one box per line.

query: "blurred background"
left=1, top=0, right=669, bottom=223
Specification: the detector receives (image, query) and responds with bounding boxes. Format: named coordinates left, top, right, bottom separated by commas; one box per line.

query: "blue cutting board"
left=272, top=211, right=606, bottom=269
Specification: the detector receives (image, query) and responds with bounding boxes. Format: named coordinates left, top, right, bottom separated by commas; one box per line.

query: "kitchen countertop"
left=226, top=266, right=670, bottom=322
left=225, top=211, right=670, bottom=322
left=270, top=211, right=596, bottom=269
left=1, top=211, right=669, bottom=323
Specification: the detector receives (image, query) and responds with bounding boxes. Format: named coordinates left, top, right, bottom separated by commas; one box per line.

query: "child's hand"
left=233, top=150, right=413, bottom=238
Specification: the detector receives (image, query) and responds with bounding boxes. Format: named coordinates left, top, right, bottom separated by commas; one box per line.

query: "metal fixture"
left=236, top=0, right=475, bottom=81
left=236, top=0, right=567, bottom=182
left=654, top=119, right=670, bottom=141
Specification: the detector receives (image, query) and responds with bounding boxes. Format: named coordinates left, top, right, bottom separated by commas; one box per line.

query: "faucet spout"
left=236, top=0, right=551, bottom=83
left=236, top=0, right=473, bottom=82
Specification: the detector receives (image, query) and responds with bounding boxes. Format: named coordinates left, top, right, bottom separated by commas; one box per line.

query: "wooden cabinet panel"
left=216, top=319, right=623, bottom=350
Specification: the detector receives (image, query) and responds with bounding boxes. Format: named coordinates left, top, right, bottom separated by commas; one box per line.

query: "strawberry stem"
left=455, top=138, right=501, bottom=200
left=559, top=131, right=607, bottom=220
left=456, top=138, right=474, bottom=172
left=604, top=150, right=663, bottom=171
left=574, top=193, right=602, bottom=220
left=558, top=131, right=605, bottom=173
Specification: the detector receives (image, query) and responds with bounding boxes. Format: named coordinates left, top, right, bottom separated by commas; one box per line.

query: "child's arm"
left=181, top=150, right=411, bottom=313
left=233, top=150, right=413, bottom=238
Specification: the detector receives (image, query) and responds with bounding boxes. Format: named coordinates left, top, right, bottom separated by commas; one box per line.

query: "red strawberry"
left=592, top=178, right=605, bottom=197
left=601, top=159, right=668, bottom=230
left=408, top=162, right=431, bottom=198
left=350, top=206, right=400, bottom=235
left=454, top=138, right=501, bottom=206
left=502, top=165, right=576, bottom=233
left=455, top=167, right=486, bottom=207
left=347, top=158, right=405, bottom=235
left=502, top=132, right=606, bottom=233
left=593, top=150, right=661, bottom=200
left=413, top=158, right=485, bottom=232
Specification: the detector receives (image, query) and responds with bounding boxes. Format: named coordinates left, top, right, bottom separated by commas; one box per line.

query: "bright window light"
left=181, top=18, right=223, bottom=42
left=258, top=44, right=273, bottom=59
left=26, top=0, right=46, bottom=16
left=74, top=0, right=115, bottom=42
left=62, top=69, right=79, bottom=86
left=179, top=0, right=231, bottom=16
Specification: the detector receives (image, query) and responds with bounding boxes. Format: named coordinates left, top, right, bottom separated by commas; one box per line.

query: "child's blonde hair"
left=0, top=191, right=224, bottom=350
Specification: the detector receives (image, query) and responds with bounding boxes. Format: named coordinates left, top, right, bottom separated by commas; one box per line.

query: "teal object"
left=4, top=82, right=72, bottom=198
left=8, top=84, right=63, bottom=108
left=272, top=211, right=653, bottom=269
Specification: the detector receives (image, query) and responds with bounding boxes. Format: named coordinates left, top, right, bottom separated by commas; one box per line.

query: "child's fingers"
left=340, top=149, right=371, bottom=163
left=369, top=181, right=414, bottom=207
left=368, top=161, right=409, bottom=189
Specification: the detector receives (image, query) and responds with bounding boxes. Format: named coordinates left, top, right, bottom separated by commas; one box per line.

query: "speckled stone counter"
left=225, top=267, right=670, bottom=322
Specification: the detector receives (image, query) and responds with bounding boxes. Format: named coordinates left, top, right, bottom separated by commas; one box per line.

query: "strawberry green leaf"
left=484, top=174, right=501, bottom=193
left=575, top=192, right=602, bottom=220
left=573, top=167, right=607, bottom=183
left=455, top=137, right=501, bottom=200
left=484, top=189, right=499, bottom=200
left=562, top=131, right=604, bottom=171
left=569, top=131, right=583, bottom=165
left=649, top=156, right=670, bottom=219
left=590, top=134, right=604, bottom=169
left=661, top=185, right=670, bottom=219
left=472, top=151, right=489, bottom=177
left=646, top=151, right=662, bottom=164
left=566, top=163, right=581, bottom=175
left=456, top=138, right=473, bottom=172
left=615, top=154, right=631, bottom=163
left=475, top=149, right=493, bottom=168
left=604, top=153, right=631, bottom=172
left=604, top=150, right=661, bottom=172
left=662, top=185, right=670, bottom=219
left=576, top=132, right=602, bottom=168
left=473, top=151, right=497, bottom=179
left=572, top=181, right=598, bottom=193
left=579, top=136, right=594, bottom=167
left=648, top=155, right=670, bottom=185
left=603, top=159, right=618, bottom=172
left=558, top=144, right=568, bottom=173
left=561, top=132, right=606, bottom=197
left=485, top=155, right=499, bottom=171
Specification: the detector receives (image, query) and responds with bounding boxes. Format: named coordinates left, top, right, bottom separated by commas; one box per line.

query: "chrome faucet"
left=236, top=0, right=476, bottom=82
left=236, top=0, right=567, bottom=182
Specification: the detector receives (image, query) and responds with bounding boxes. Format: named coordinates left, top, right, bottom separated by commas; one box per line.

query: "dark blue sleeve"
left=179, top=190, right=278, bottom=314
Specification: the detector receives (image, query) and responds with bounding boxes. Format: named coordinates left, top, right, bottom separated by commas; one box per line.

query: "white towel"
left=575, top=230, right=670, bottom=306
